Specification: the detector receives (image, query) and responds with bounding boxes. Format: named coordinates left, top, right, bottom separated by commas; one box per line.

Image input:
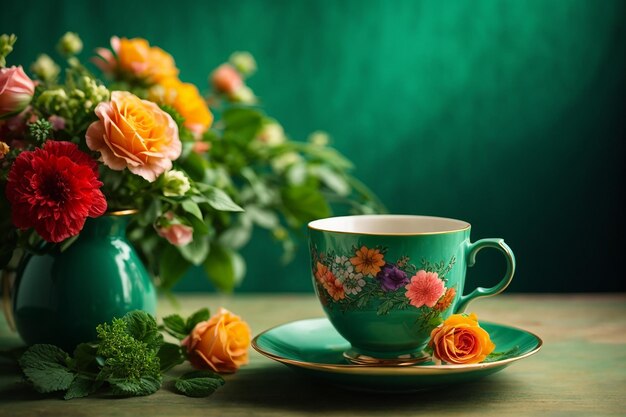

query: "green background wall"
left=2, top=0, right=624, bottom=292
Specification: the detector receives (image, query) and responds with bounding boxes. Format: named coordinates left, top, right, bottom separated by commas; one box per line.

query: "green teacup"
left=308, top=215, right=515, bottom=365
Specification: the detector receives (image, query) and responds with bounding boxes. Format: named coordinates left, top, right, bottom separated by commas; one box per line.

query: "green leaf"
left=203, top=244, right=246, bottom=292
left=122, top=311, right=163, bottom=352
left=181, top=200, right=203, bottom=220
left=162, top=314, right=187, bottom=339
left=185, top=308, right=211, bottom=333
left=312, top=165, right=350, bottom=196
left=281, top=183, right=331, bottom=225
left=428, top=315, right=444, bottom=328
left=286, top=162, right=307, bottom=185
left=222, top=107, right=264, bottom=142
left=245, top=205, right=279, bottom=229
left=218, top=213, right=253, bottom=249
left=108, top=375, right=162, bottom=397
left=205, top=186, right=244, bottom=212
left=157, top=342, right=185, bottom=372
left=178, top=236, right=210, bottom=265
left=159, top=244, right=192, bottom=290
left=19, top=344, right=75, bottom=393
left=70, top=343, right=99, bottom=373
left=174, top=370, right=225, bottom=398
left=185, top=211, right=211, bottom=235
left=180, top=151, right=209, bottom=182
left=293, top=142, right=353, bottom=170
left=64, top=375, right=96, bottom=400
left=376, top=299, right=395, bottom=316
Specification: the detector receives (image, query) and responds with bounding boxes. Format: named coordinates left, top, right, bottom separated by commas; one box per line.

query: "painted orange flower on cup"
left=428, top=313, right=495, bottom=364
left=315, top=261, right=345, bottom=301
left=85, top=91, right=181, bottom=182
left=350, top=246, right=385, bottom=276
left=149, top=77, right=213, bottom=136
left=181, top=307, right=251, bottom=373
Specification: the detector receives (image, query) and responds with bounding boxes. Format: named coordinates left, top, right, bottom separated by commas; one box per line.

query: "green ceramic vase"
left=12, top=211, right=157, bottom=351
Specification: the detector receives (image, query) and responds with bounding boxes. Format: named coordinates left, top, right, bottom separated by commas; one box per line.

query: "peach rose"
left=181, top=308, right=251, bottom=373
left=115, top=37, right=178, bottom=83
left=0, top=66, right=35, bottom=118
left=86, top=91, right=181, bottom=182
left=210, top=64, right=243, bottom=94
left=428, top=313, right=495, bottom=364
left=149, top=77, right=213, bottom=136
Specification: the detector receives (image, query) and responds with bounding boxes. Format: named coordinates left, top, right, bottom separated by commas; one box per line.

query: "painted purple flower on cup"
left=376, top=264, right=409, bottom=292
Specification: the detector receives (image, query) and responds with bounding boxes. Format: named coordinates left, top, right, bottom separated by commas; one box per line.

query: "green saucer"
left=252, top=318, right=542, bottom=393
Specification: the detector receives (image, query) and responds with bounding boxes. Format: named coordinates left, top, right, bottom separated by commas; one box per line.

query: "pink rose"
left=155, top=212, right=193, bottom=246
left=210, top=64, right=243, bottom=94
left=0, top=66, right=35, bottom=118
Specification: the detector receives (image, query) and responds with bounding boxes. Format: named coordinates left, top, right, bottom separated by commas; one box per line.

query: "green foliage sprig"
left=18, top=310, right=223, bottom=399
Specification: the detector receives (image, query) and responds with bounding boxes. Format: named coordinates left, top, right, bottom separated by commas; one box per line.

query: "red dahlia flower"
left=5, top=141, right=107, bottom=242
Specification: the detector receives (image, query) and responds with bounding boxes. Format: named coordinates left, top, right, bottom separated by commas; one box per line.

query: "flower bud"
left=210, top=64, right=243, bottom=94
left=257, top=121, right=285, bottom=146
left=271, top=152, right=302, bottom=173
left=162, top=169, right=191, bottom=197
left=57, top=32, right=83, bottom=56
left=0, top=34, right=17, bottom=67
left=31, top=54, right=60, bottom=82
left=0, top=66, right=35, bottom=118
left=308, top=130, right=329, bottom=147
left=155, top=212, right=193, bottom=246
left=48, top=115, right=66, bottom=130
left=230, top=85, right=256, bottom=104
left=229, top=51, right=256, bottom=76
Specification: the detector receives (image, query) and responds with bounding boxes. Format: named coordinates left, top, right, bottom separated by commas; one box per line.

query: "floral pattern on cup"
left=311, top=244, right=457, bottom=319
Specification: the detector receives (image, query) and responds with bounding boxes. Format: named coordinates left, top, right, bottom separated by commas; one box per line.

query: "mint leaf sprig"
left=18, top=309, right=224, bottom=400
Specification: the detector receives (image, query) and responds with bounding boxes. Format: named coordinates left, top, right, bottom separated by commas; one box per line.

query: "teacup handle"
left=454, top=238, right=516, bottom=313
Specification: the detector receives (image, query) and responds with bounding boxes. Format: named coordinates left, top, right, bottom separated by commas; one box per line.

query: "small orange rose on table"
left=428, top=313, right=495, bottom=365
left=181, top=308, right=251, bottom=373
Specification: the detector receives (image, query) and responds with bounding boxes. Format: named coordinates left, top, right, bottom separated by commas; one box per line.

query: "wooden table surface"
left=1, top=293, right=625, bottom=417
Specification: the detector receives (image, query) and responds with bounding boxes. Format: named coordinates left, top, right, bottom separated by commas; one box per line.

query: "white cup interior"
left=308, top=215, right=470, bottom=235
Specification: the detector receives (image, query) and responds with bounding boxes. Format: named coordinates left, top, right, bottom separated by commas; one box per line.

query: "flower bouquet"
left=0, top=32, right=383, bottom=292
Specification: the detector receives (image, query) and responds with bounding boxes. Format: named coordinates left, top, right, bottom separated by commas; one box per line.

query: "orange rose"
left=181, top=308, right=251, bottom=373
left=428, top=313, right=495, bottom=364
left=149, top=77, right=213, bottom=137
left=86, top=91, right=181, bottom=182
left=113, top=37, right=178, bottom=83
